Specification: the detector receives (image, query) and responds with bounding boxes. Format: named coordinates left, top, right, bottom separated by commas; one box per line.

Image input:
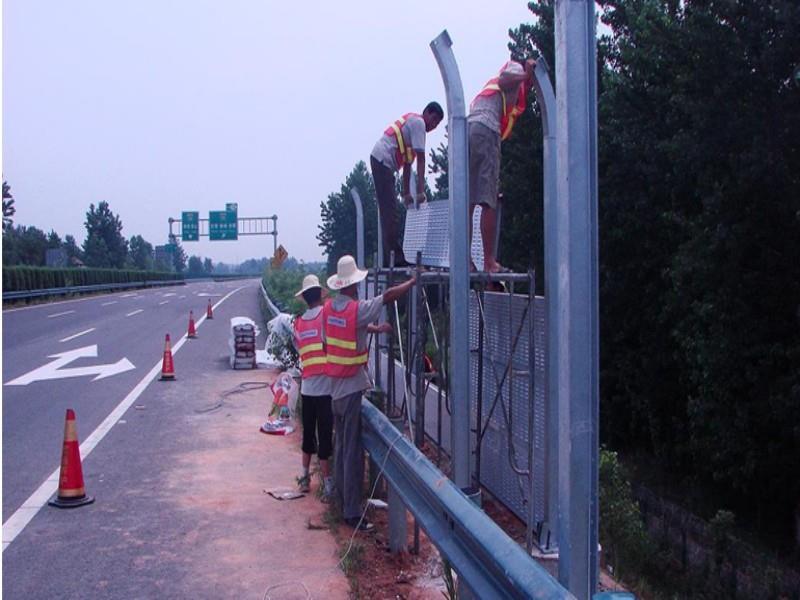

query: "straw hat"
left=327, top=255, right=367, bottom=290
left=294, top=274, right=325, bottom=297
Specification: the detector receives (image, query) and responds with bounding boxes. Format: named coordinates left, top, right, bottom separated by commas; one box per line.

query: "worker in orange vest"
left=293, top=274, right=334, bottom=501
left=371, top=102, right=444, bottom=267
left=324, top=255, right=415, bottom=530
left=469, top=58, right=536, bottom=273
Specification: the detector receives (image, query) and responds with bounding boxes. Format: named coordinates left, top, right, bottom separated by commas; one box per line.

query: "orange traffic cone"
left=206, top=299, right=213, bottom=320
left=49, top=409, right=94, bottom=508
left=160, top=333, right=175, bottom=380
left=187, top=310, right=197, bottom=338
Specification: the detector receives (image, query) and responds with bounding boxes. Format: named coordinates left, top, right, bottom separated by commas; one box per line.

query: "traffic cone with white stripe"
left=187, top=310, right=197, bottom=339
left=49, top=409, right=95, bottom=508
left=160, top=333, right=175, bottom=380
left=206, top=299, right=213, bottom=320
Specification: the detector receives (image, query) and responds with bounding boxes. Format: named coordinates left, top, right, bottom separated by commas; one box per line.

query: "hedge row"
left=2, top=266, right=183, bottom=292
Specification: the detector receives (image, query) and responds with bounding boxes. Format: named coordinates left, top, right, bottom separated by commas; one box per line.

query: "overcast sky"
left=3, top=0, right=535, bottom=264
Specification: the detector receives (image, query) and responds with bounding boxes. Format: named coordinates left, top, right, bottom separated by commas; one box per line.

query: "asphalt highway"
left=2, top=279, right=260, bottom=519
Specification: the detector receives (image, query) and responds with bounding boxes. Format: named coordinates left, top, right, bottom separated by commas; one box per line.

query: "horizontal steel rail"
left=361, top=400, right=573, bottom=599
left=259, top=281, right=282, bottom=318
left=3, top=279, right=184, bottom=301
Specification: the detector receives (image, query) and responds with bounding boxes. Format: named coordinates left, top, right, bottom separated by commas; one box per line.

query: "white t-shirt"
left=468, top=61, right=525, bottom=134
left=294, top=305, right=330, bottom=397
left=370, top=114, right=427, bottom=172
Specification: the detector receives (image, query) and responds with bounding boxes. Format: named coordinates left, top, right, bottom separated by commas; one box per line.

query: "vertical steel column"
left=350, top=188, right=366, bottom=299
left=554, top=1, right=600, bottom=597
left=431, top=30, right=471, bottom=488
left=272, top=215, right=278, bottom=254
left=532, top=57, right=560, bottom=549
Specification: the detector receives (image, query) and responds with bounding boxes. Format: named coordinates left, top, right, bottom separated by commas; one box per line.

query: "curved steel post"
left=350, top=188, right=366, bottom=299
left=531, top=56, right=560, bottom=549
left=430, top=30, right=471, bottom=488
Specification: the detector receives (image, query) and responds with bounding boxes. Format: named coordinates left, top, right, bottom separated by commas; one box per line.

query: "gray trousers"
left=332, top=392, right=364, bottom=520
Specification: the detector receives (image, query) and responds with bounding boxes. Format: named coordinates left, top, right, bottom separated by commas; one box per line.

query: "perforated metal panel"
left=402, top=201, right=486, bottom=269
left=369, top=293, right=547, bottom=529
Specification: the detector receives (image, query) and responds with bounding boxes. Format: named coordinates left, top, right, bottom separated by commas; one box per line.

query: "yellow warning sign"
left=271, top=245, right=289, bottom=269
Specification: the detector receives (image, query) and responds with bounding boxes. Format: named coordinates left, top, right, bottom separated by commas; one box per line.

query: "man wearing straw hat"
left=324, top=255, right=415, bottom=530
left=293, top=274, right=334, bottom=501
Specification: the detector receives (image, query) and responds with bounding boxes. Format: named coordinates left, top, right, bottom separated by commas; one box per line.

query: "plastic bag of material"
left=260, top=372, right=299, bottom=435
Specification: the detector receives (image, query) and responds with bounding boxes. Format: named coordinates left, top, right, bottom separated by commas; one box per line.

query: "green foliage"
left=511, top=0, right=800, bottom=544
left=599, top=449, right=651, bottom=579
left=2, top=181, right=15, bottom=231
left=428, top=141, right=450, bottom=200
left=187, top=255, right=204, bottom=275
left=128, top=235, right=154, bottom=270
left=2, top=225, right=49, bottom=266
left=203, top=257, right=213, bottom=274
left=171, top=240, right=187, bottom=273
left=83, top=201, right=128, bottom=268
left=317, top=160, right=378, bottom=274
left=2, top=266, right=181, bottom=292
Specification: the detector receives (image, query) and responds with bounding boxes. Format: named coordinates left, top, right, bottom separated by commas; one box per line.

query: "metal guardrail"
left=259, top=281, right=282, bottom=318
left=361, top=400, right=573, bottom=599
left=2, top=279, right=185, bottom=301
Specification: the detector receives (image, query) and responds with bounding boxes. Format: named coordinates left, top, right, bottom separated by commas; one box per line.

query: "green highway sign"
left=209, top=210, right=238, bottom=240
left=226, top=202, right=238, bottom=215
left=181, top=211, right=199, bottom=241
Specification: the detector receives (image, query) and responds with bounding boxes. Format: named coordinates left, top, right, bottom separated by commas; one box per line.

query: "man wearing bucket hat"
left=293, top=274, right=334, bottom=500
left=324, top=255, right=415, bottom=530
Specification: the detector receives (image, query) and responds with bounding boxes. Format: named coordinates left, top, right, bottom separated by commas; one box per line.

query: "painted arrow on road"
left=4, top=345, right=136, bottom=386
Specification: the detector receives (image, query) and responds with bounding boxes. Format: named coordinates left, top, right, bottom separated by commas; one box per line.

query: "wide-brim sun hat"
left=295, top=274, right=325, bottom=297
left=327, top=255, right=367, bottom=290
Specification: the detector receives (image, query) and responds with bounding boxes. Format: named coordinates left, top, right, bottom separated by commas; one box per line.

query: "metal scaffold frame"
left=355, top=12, right=600, bottom=597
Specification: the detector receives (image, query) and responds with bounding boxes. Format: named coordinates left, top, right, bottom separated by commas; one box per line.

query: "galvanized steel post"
left=350, top=188, right=366, bottom=299
left=430, top=30, right=471, bottom=489
left=554, top=0, right=600, bottom=597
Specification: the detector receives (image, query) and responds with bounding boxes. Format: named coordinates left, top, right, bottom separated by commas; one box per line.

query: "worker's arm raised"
left=382, top=276, right=416, bottom=305
left=498, top=59, right=535, bottom=91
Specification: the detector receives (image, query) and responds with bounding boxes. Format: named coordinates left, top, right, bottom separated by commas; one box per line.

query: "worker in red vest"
left=324, top=255, right=416, bottom=530
left=469, top=58, right=536, bottom=273
left=293, top=274, right=335, bottom=501
left=371, top=102, right=444, bottom=267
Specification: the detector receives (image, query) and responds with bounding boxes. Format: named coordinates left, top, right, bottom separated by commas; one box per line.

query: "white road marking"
left=59, top=328, right=96, bottom=343
left=101, top=301, right=117, bottom=306
left=120, top=294, right=135, bottom=298
left=158, top=301, right=169, bottom=305
left=179, top=295, right=186, bottom=299
left=5, top=345, right=136, bottom=386
left=1, top=285, right=246, bottom=552
left=47, top=310, right=75, bottom=319
left=126, top=309, right=144, bottom=317
left=162, top=293, right=177, bottom=298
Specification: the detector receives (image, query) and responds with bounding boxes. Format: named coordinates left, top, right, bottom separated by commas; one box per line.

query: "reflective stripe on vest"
left=322, top=298, right=368, bottom=378
left=294, top=312, right=327, bottom=379
left=472, top=62, right=528, bottom=141
left=384, top=113, right=419, bottom=168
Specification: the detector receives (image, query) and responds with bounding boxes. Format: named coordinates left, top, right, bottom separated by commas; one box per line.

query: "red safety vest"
left=384, top=113, right=421, bottom=168
left=471, top=62, right=528, bottom=141
left=294, top=311, right=327, bottom=379
left=322, top=298, right=368, bottom=378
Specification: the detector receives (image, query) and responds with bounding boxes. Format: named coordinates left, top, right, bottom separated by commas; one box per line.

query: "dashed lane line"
left=126, top=309, right=144, bottom=317
left=1, top=285, right=247, bottom=552
left=47, top=310, right=76, bottom=319
left=59, top=328, right=96, bottom=343
left=159, top=301, right=169, bottom=305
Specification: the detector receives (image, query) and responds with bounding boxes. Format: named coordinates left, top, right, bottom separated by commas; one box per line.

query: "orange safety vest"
left=294, top=311, right=327, bottom=379
left=471, top=61, right=528, bottom=141
left=384, top=113, right=421, bottom=168
left=322, top=298, right=368, bottom=378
